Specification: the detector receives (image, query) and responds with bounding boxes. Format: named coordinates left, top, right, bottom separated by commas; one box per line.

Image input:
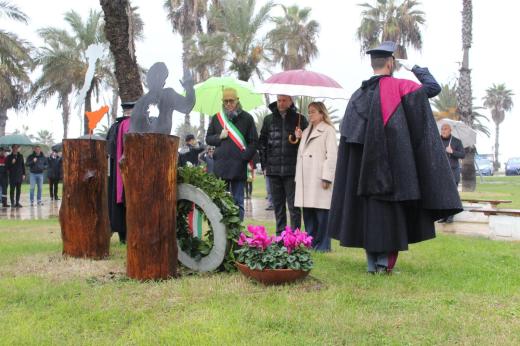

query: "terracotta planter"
left=235, top=262, right=310, bottom=285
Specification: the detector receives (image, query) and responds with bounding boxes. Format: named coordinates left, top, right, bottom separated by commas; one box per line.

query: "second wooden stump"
left=120, top=133, right=179, bottom=280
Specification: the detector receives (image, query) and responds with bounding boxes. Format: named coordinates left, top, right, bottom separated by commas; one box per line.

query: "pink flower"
left=237, top=232, right=248, bottom=246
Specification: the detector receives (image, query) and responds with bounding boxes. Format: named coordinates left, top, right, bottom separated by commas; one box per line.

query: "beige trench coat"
left=294, top=121, right=338, bottom=209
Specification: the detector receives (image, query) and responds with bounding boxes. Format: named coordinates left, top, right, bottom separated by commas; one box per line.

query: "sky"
left=5, top=0, right=520, bottom=165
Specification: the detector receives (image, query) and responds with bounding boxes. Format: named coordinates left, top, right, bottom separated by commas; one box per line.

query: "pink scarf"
left=116, top=118, right=130, bottom=203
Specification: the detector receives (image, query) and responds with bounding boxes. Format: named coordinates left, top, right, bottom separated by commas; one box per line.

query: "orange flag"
left=86, top=105, right=109, bottom=134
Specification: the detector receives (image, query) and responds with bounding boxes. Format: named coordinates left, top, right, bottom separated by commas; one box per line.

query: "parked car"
left=475, top=157, right=493, bottom=176
left=505, top=157, right=520, bottom=176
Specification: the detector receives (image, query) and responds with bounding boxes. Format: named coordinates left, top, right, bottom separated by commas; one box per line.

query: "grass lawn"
left=461, top=176, right=520, bottom=208
left=1, top=218, right=519, bottom=345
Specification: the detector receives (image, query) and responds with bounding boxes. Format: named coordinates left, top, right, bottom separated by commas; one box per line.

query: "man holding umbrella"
left=206, top=87, right=258, bottom=221
left=259, top=95, right=308, bottom=235
left=439, top=123, right=465, bottom=223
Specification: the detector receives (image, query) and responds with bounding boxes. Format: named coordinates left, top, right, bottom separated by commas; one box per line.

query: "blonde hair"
left=308, top=101, right=333, bottom=127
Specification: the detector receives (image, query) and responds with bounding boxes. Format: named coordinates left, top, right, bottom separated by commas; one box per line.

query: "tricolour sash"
left=216, top=111, right=246, bottom=151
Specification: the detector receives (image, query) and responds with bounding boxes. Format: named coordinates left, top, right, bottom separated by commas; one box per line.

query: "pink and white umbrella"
left=256, top=69, right=347, bottom=99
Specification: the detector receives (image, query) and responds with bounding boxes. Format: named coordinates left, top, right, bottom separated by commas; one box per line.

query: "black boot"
left=2, top=197, right=9, bottom=208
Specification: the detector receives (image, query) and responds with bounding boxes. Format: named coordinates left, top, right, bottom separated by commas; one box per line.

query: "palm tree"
left=457, top=0, right=475, bottom=191
left=483, top=83, right=514, bottom=170
left=35, top=129, right=55, bottom=147
left=356, top=0, right=425, bottom=59
left=164, top=0, right=208, bottom=127
left=0, top=1, right=34, bottom=136
left=32, top=28, right=80, bottom=139
left=432, top=83, right=490, bottom=137
left=267, top=5, right=320, bottom=70
left=210, top=0, right=274, bottom=81
left=100, top=0, right=145, bottom=110
left=186, top=32, right=226, bottom=140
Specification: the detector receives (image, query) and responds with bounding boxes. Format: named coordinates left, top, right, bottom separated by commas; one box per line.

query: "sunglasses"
left=223, top=99, right=237, bottom=104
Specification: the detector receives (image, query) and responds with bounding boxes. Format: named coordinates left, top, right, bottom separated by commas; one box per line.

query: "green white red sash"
left=188, top=203, right=203, bottom=238
left=216, top=111, right=246, bottom=151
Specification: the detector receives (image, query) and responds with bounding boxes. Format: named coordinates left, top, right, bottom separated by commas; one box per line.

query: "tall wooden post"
left=120, top=133, right=179, bottom=280
left=60, top=139, right=111, bottom=259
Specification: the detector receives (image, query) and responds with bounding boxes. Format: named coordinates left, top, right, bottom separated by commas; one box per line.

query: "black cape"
left=328, top=75, right=462, bottom=252
left=106, top=116, right=128, bottom=238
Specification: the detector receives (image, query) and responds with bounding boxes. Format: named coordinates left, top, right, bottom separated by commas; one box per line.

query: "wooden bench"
left=461, top=199, right=512, bottom=209
left=469, top=208, right=520, bottom=217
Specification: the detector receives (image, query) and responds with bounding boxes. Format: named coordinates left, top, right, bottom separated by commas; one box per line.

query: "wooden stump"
left=121, top=133, right=179, bottom=280
left=59, top=139, right=111, bottom=259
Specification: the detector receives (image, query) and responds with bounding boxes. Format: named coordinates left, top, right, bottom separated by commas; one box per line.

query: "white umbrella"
left=436, top=118, right=476, bottom=148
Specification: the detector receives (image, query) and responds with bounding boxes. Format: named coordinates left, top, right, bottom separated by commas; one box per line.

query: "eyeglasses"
left=223, top=99, right=237, bottom=104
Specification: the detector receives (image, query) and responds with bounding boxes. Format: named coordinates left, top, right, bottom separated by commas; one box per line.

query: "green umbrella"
left=192, top=77, right=264, bottom=115
left=0, top=134, right=35, bottom=146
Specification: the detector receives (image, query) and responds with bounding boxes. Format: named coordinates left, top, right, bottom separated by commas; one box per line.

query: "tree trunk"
left=494, top=124, right=500, bottom=170
left=458, top=0, right=475, bottom=191
left=84, top=82, right=94, bottom=135
left=182, top=36, right=192, bottom=128
left=100, top=0, right=144, bottom=103
left=0, top=107, right=7, bottom=137
left=461, top=147, right=476, bottom=191
left=121, top=133, right=179, bottom=280
left=111, top=90, right=119, bottom=124
left=61, top=93, right=70, bottom=139
left=59, top=139, right=111, bottom=259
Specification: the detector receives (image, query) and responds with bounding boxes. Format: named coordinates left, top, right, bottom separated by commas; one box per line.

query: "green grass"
left=1, top=218, right=519, bottom=345
left=461, top=176, right=520, bottom=208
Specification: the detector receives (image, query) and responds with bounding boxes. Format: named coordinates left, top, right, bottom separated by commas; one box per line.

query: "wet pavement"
left=0, top=195, right=275, bottom=222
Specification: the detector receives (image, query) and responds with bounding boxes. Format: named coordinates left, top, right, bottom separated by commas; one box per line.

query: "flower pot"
left=235, top=262, right=310, bottom=285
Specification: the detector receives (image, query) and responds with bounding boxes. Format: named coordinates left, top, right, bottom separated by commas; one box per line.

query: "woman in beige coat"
left=294, top=102, right=338, bottom=251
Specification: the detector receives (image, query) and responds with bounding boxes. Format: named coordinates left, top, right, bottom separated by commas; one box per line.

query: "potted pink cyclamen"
left=235, top=225, right=314, bottom=285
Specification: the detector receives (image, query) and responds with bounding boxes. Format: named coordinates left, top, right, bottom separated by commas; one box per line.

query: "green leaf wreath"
left=177, top=166, right=243, bottom=272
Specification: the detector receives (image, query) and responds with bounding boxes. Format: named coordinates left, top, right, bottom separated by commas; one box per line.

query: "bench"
left=468, top=208, right=520, bottom=240
left=461, top=199, right=512, bottom=209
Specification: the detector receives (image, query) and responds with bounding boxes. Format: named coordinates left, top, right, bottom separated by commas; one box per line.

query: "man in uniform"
left=328, top=41, right=462, bottom=273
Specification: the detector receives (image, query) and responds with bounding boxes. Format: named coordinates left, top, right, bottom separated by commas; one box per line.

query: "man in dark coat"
left=0, top=147, right=9, bottom=207
left=439, top=123, right=465, bottom=223
left=6, top=145, right=25, bottom=208
left=206, top=87, right=258, bottom=220
left=179, top=134, right=206, bottom=167
left=47, top=149, right=63, bottom=200
left=328, top=41, right=462, bottom=273
left=259, top=96, right=308, bottom=235
left=106, top=101, right=134, bottom=244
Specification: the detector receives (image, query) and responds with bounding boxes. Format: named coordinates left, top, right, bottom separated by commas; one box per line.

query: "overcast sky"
left=6, top=0, right=520, bottom=163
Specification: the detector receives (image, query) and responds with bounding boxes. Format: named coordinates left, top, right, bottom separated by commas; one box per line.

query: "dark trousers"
left=9, top=182, right=21, bottom=205
left=0, top=177, right=7, bottom=206
left=244, top=181, right=253, bottom=198
left=49, top=178, right=59, bottom=199
left=226, top=179, right=245, bottom=221
left=269, top=175, right=301, bottom=235
left=302, top=207, right=331, bottom=252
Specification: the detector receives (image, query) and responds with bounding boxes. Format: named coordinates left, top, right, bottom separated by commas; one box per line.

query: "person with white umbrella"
left=439, top=123, right=465, bottom=223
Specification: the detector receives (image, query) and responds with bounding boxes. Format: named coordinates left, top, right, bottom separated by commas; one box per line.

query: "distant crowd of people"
left=0, top=145, right=63, bottom=208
